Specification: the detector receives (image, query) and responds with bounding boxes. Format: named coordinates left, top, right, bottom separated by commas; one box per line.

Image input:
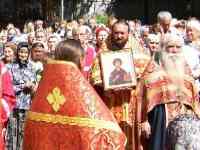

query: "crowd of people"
left=0, top=10, right=200, bottom=150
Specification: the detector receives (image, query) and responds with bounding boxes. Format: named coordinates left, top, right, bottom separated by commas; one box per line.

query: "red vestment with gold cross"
left=23, top=60, right=126, bottom=150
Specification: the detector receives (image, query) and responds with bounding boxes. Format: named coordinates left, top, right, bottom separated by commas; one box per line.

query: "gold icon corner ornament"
left=47, top=87, right=66, bottom=112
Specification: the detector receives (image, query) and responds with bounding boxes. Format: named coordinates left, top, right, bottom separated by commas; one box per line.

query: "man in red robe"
left=135, top=33, right=200, bottom=150
left=23, top=39, right=126, bottom=150
left=89, top=20, right=180, bottom=150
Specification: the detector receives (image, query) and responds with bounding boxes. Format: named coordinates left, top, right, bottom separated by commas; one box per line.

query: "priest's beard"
left=111, top=37, right=128, bottom=49
left=161, top=51, right=185, bottom=91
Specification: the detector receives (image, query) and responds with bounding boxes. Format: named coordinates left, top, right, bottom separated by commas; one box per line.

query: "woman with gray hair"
left=183, top=19, right=200, bottom=94
left=145, top=33, right=161, bottom=63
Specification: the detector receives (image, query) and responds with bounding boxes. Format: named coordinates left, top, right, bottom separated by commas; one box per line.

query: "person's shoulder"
left=169, top=26, right=179, bottom=34
left=143, top=61, right=169, bottom=88
left=10, top=61, right=19, bottom=68
left=27, top=60, right=37, bottom=69
left=146, top=59, right=163, bottom=74
left=29, top=60, right=38, bottom=67
left=128, top=35, right=140, bottom=47
left=182, top=44, right=195, bottom=51
left=0, top=61, right=8, bottom=74
left=134, top=53, right=151, bottom=67
left=120, top=67, right=127, bottom=73
left=0, top=60, right=4, bottom=67
left=142, top=57, right=167, bottom=80
left=9, top=62, right=21, bottom=75
left=182, top=44, right=200, bottom=57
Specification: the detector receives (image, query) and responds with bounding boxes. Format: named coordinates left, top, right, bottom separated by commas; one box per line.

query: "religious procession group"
left=0, top=10, right=200, bottom=150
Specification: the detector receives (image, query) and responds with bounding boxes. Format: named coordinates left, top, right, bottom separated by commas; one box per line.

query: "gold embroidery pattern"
left=47, top=87, right=66, bottom=112
left=27, top=111, right=121, bottom=133
left=122, top=102, right=129, bottom=122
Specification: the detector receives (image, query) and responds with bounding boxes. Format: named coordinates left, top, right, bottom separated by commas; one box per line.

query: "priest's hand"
left=141, top=121, right=151, bottom=139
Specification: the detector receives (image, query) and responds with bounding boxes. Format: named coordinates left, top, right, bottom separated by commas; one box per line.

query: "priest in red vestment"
left=23, top=39, right=126, bottom=150
left=135, top=33, right=200, bottom=150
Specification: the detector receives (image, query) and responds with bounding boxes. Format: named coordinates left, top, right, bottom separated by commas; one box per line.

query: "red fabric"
left=83, top=47, right=96, bottom=80
left=23, top=61, right=126, bottom=150
left=1, top=69, right=16, bottom=124
left=0, top=107, right=5, bottom=150
left=0, top=62, right=16, bottom=150
left=95, top=27, right=109, bottom=39
left=0, top=129, right=4, bottom=150
left=134, top=59, right=199, bottom=150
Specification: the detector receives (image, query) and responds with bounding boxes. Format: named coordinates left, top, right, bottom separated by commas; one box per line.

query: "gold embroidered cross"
left=47, top=87, right=66, bottom=112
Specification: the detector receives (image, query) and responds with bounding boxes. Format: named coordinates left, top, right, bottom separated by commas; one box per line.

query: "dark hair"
left=32, top=42, right=45, bottom=49
left=16, top=42, right=30, bottom=66
left=113, top=58, right=122, bottom=65
left=55, top=39, right=84, bottom=69
left=112, top=19, right=130, bottom=33
left=17, top=42, right=29, bottom=52
left=4, top=42, right=17, bottom=53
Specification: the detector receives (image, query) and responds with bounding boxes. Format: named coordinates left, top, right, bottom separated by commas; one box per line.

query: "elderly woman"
left=6, top=42, right=37, bottom=150
left=139, top=26, right=150, bottom=49
left=145, top=33, right=161, bottom=59
left=185, top=19, right=200, bottom=49
left=183, top=19, right=200, bottom=93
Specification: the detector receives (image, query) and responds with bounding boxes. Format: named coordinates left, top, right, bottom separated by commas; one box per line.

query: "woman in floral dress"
left=167, top=114, right=200, bottom=150
left=6, top=42, right=37, bottom=150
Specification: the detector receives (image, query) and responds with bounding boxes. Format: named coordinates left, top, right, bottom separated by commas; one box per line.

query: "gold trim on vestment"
left=146, top=84, right=176, bottom=99
left=184, top=74, right=195, bottom=83
left=144, top=71, right=166, bottom=82
left=47, top=59, right=78, bottom=68
left=27, top=111, right=121, bottom=133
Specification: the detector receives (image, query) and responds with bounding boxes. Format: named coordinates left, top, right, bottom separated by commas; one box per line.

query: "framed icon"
left=100, top=50, right=137, bottom=90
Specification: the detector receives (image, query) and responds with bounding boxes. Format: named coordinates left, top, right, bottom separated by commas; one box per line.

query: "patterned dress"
left=167, top=114, right=200, bottom=150
left=6, top=61, right=37, bottom=150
